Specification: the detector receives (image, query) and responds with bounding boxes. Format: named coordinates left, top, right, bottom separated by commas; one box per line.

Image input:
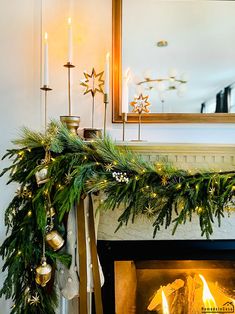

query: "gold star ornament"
left=130, top=93, right=151, bottom=114
left=80, top=68, right=104, bottom=97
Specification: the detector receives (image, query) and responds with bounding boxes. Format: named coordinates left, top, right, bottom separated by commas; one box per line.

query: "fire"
left=199, top=274, right=217, bottom=308
left=161, top=289, right=170, bottom=314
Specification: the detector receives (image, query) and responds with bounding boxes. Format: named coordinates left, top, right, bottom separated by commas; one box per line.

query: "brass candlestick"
left=60, top=62, right=80, bottom=134
left=122, top=113, right=127, bottom=141
left=103, top=93, right=108, bottom=137
left=64, top=62, right=75, bottom=116
left=40, top=85, right=52, bottom=130
left=138, top=113, right=142, bottom=141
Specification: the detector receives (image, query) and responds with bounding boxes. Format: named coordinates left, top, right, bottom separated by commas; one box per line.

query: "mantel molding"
left=97, top=141, right=235, bottom=240
left=115, top=142, right=235, bottom=171
left=116, top=142, right=235, bottom=154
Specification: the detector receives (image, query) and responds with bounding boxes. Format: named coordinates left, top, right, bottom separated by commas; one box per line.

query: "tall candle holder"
left=40, top=85, right=52, bottom=130
left=64, top=62, right=75, bottom=116
left=103, top=93, right=108, bottom=137
left=130, top=93, right=151, bottom=142
left=122, top=113, right=127, bottom=141
left=60, top=62, right=80, bottom=135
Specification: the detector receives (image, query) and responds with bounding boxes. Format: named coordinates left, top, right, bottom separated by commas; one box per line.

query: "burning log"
left=147, top=279, right=184, bottom=311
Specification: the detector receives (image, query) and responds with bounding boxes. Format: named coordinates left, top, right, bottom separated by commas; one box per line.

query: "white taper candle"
left=68, top=18, right=72, bottom=63
left=44, top=32, right=49, bottom=86
left=104, top=52, right=110, bottom=95
left=122, top=68, right=130, bottom=113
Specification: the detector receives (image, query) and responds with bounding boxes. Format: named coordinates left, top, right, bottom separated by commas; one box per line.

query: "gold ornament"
left=29, top=292, right=40, bottom=306
left=35, top=150, right=51, bottom=185
left=104, top=163, right=115, bottom=172
left=130, top=93, right=151, bottom=114
left=145, top=204, right=155, bottom=217
left=46, top=230, right=64, bottom=251
left=35, top=259, right=52, bottom=287
left=80, top=68, right=104, bottom=97
left=47, top=206, right=56, bottom=218
left=161, top=176, right=168, bottom=186
left=16, top=186, right=32, bottom=198
left=35, top=166, right=48, bottom=185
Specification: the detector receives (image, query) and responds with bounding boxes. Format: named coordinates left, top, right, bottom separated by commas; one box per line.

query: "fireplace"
left=97, top=240, right=235, bottom=314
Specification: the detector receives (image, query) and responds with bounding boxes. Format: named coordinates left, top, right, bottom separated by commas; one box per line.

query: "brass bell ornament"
left=35, top=258, right=52, bottom=287
left=46, top=230, right=64, bottom=251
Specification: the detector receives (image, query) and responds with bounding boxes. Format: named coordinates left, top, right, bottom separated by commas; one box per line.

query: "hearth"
left=97, top=240, right=235, bottom=314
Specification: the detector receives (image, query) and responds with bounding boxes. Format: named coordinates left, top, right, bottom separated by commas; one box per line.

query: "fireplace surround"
left=97, top=240, right=235, bottom=314
left=94, top=143, right=235, bottom=313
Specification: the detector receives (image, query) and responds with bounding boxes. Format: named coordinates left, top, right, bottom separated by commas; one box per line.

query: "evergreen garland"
left=1, top=121, right=235, bottom=313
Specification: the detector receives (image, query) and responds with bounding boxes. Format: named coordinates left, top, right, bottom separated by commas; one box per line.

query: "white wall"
left=0, top=1, right=235, bottom=313
left=0, top=1, right=41, bottom=313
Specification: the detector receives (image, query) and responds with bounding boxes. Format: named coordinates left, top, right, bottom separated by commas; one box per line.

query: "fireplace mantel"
left=97, top=142, right=235, bottom=241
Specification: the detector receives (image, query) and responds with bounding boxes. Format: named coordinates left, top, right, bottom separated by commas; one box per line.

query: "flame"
left=106, top=52, right=110, bottom=59
left=68, top=17, right=72, bottom=25
left=44, top=32, right=48, bottom=41
left=161, top=289, right=170, bottom=314
left=199, top=274, right=217, bottom=308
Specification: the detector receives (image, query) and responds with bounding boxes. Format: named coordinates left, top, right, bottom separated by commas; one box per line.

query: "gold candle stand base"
left=83, top=128, right=102, bottom=141
left=60, top=115, right=80, bottom=135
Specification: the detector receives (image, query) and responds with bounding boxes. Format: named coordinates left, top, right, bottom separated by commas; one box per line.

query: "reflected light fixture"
left=136, top=39, right=188, bottom=99
left=156, top=40, right=168, bottom=47
left=137, top=68, right=188, bottom=98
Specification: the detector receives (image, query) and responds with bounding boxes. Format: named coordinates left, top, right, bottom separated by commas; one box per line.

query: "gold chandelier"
left=137, top=69, right=188, bottom=97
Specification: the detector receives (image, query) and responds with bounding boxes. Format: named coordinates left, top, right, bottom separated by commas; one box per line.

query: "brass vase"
left=60, top=115, right=80, bottom=135
left=46, top=230, right=64, bottom=251
left=83, top=128, right=102, bottom=140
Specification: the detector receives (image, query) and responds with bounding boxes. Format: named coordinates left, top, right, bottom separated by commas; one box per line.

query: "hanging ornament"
left=35, top=150, right=51, bottom=185
left=46, top=230, right=64, bottom=251
left=35, top=167, right=48, bottom=185
left=46, top=206, right=56, bottom=218
left=28, top=292, right=40, bottom=306
left=35, top=258, right=52, bottom=287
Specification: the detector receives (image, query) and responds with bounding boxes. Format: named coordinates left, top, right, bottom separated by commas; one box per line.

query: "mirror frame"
left=112, top=0, right=235, bottom=123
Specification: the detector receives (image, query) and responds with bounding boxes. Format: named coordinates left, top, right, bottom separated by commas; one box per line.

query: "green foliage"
left=1, top=121, right=235, bottom=313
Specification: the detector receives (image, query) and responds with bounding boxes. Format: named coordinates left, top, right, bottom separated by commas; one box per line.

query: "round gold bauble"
left=35, top=261, right=52, bottom=287
left=46, top=230, right=64, bottom=251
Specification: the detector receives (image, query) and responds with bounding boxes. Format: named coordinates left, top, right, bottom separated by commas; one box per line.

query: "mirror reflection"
left=122, top=0, right=235, bottom=114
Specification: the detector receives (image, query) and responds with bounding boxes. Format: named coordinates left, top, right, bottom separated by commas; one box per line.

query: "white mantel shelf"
left=97, top=142, right=235, bottom=241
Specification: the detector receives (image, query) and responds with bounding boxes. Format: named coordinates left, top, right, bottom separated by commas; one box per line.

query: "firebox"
left=97, top=240, right=235, bottom=314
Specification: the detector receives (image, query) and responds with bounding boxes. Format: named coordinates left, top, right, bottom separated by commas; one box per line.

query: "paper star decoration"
left=80, top=68, right=104, bottom=97
left=130, top=94, right=151, bottom=114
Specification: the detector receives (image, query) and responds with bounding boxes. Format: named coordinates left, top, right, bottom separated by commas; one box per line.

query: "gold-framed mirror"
left=112, top=0, right=235, bottom=123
